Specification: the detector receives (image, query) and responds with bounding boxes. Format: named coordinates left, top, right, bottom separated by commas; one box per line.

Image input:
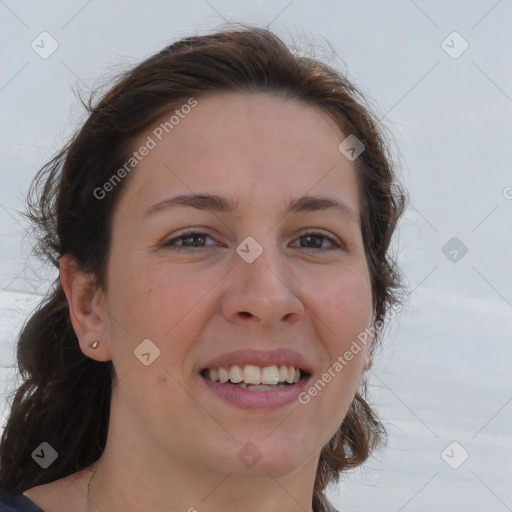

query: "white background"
left=1, top=1, right=511, bottom=510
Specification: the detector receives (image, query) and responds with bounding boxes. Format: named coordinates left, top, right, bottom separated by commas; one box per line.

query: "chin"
left=204, top=426, right=319, bottom=477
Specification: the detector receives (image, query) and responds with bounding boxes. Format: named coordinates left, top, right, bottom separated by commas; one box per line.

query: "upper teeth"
left=206, top=364, right=301, bottom=385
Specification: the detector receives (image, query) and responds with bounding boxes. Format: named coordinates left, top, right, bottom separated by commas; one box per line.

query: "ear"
left=60, top=253, right=112, bottom=362
left=362, top=310, right=375, bottom=372
left=362, top=344, right=373, bottom=371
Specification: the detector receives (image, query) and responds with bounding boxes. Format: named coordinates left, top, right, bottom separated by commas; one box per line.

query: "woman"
left=0, top=26, right=406, bottom=512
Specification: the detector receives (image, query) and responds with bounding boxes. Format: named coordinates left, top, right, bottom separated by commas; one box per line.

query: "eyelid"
left=162, top=228, right=219, bottom=248
left=162, top=228, right=344, bottom=252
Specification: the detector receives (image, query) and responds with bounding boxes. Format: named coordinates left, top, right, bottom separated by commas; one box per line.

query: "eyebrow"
left=143, top=193, right=359, bottom=225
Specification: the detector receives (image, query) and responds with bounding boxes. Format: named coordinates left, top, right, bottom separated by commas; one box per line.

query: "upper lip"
left=200, top=348, right=312, bottom=374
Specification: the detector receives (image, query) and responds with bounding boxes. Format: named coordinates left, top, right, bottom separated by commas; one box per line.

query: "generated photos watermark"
left=298, top=302, right=402, bottom=405
left=93, top=97, right=198, bottom=200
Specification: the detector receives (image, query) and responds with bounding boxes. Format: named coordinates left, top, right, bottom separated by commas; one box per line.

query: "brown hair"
left=0, top=26, right=406, bottom=512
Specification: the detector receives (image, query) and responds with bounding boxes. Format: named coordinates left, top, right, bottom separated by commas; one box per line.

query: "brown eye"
left=292, top=232, right=341, bottom=251
left=162, top=229, right=342, bottom=253
left=163, top=230, right=216, bottom=252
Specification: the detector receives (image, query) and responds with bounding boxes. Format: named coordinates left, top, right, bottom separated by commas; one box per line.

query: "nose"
left=219, top=239, right=306, bottom=330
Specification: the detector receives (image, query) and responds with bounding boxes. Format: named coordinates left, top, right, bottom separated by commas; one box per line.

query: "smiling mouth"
left=200, top=364, right=310, bottom=391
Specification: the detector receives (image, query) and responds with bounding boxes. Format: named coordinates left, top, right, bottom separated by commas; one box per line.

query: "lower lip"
left=200, top=375, right=312, bottom=409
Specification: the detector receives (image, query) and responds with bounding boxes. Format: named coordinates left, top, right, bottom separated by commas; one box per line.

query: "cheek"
left=313, top=266, right=373, bottom=347
left=106, top=257, right=224, bottom=371
left=104, top=259, right=209, bottom=410
left=306, top=267, right=372, bottom=416
left=108, top=259, right=198, bottom=332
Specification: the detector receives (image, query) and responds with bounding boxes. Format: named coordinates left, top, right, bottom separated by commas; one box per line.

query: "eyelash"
left=162, top=229, right=342, bottom=253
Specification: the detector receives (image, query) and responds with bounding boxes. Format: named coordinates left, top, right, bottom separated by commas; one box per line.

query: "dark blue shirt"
left=0, top=488, right=44, bottom=511
left=0, top=470, right=44, bottom=512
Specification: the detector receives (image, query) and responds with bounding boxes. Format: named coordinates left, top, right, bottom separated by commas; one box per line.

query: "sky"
left=0, top=1, right=511, bottom=510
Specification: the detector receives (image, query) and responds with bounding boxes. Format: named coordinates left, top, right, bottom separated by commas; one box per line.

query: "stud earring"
left=90, top=340, right=100, bottom=349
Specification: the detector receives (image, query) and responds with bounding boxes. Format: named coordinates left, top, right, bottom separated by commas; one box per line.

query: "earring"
left=90, top=340, right=100, bottom=349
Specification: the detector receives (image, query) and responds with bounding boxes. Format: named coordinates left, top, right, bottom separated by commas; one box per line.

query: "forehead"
left=116, top=92, right=360, bottom=220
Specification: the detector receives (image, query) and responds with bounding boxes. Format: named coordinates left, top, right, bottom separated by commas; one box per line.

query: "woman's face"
left=99, top=92, right=373, bottom=479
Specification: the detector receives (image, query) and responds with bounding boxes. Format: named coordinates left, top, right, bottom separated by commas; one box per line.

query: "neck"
left=85, top=438, right=317, bottom=512
left=83, top=384, right=322, bottom=512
